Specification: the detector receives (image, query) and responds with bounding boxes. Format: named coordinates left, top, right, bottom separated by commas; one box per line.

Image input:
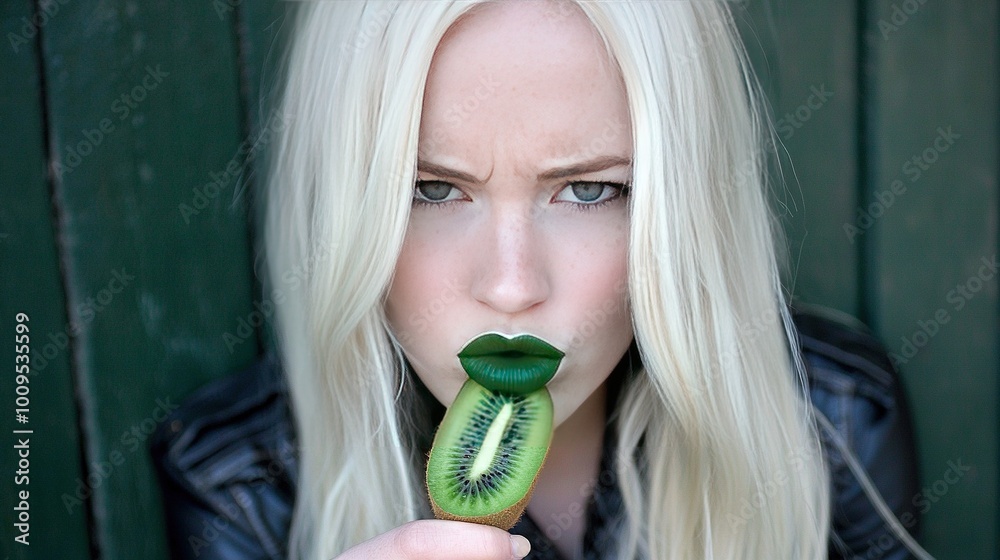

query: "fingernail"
left=510, top=534, right=530, bottom=558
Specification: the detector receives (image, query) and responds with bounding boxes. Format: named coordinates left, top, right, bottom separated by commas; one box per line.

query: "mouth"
left=457, top=332, right=565, bottom=394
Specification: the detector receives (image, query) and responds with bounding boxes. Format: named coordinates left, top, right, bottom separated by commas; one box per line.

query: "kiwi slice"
left=426, top=378, right=554, bottom=530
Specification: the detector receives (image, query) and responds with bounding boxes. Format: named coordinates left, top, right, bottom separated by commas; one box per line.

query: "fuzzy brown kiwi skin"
left=425, top=444, right=551, bottom=531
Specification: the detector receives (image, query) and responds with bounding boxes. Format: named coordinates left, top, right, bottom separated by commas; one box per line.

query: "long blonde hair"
left=263, top=1, right=830, bottom=558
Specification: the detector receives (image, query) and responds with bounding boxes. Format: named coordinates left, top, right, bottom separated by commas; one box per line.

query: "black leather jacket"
left=150, top=307, right=921, bottom=559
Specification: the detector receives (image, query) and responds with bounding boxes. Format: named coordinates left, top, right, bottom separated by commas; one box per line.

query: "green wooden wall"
left=1, top=1, right=995, bottom=558
left=735, top=1, right=999, bottom=557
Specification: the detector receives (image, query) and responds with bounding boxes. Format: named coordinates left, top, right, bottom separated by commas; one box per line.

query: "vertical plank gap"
left=854, top=0, right=874, bottom=328
left=32, top=0, right=101, bottom=556
left=996, top=0, right=1000, bottom=544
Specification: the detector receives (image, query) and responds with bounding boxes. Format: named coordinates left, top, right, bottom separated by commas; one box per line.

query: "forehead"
left=418, top=0, right=632, bottom=167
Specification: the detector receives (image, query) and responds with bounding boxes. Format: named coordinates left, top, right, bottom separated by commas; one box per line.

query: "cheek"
left=385, top=234, right=463, bottom=348
left=563, top=254, right=625, bottom=309
left=559, top=215, right=629, bottom=299
left=557, top=216, right=631, bottom=353
left=386, top=242, right=428, bottom=341
left=385, top=234, right=472, bottom=407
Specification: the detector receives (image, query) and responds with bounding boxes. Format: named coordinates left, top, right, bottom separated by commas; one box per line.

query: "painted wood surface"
left=2, top=0, right=995, bottom=558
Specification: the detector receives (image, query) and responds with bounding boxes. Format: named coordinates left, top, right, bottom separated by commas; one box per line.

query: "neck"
left=547, top=380, right=608, bottom=474
left=525, top=381, right=608, bottom=558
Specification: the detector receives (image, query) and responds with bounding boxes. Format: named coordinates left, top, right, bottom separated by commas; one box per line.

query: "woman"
left=152, top=1, right=925, bottom=559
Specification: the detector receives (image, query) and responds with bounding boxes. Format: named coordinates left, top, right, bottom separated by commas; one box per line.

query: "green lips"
left=458, top=333, right=564, bottom=394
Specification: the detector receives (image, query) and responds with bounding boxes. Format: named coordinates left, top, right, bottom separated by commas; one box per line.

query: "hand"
left=332, top=519, right=531, bottom=560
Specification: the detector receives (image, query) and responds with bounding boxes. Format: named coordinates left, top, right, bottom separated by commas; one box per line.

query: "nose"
left=470, top=206, right=551, bottom=315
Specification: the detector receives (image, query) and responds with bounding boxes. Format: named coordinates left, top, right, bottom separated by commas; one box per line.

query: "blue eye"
left=413, top=180, right=465, bottom=206
left=411, top=180, right=630, bottom=211
left=553, top=181, right=631, bottom=211
left=569, top=182, right=604, bottom=202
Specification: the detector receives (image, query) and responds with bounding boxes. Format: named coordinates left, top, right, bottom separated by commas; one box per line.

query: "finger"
left=374, top=519, right=530, bottom=560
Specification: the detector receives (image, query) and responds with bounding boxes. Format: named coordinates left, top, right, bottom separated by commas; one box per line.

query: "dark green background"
left=1, top=0, right=996, bottom=558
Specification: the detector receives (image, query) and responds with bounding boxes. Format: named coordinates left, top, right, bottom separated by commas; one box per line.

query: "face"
left=385, top=0, right=634, bottom=428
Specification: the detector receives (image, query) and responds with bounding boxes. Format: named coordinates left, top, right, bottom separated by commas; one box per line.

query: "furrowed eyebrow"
left=536, top=155, right=633, bottom=181
left=416, top=155, right=632, bottom=185
left=416, top=160, right=486, bottom=184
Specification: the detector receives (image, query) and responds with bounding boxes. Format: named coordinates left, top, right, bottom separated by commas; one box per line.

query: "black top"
left=150, top=306, right=921, bottom=559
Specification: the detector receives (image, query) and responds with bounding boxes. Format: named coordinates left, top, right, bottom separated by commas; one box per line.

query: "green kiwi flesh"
left=426, top=378, right=553, bottom=530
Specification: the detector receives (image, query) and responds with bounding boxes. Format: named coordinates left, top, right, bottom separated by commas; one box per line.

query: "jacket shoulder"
left=150, top=352, right=297, bottom=493
left=791, top=304, right=897, bottom=394
left=790, top=305, right=921, bottom=559
left=150, top=353, right=297, bottom=559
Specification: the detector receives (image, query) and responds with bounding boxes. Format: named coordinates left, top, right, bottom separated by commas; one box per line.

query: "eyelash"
left=411, top=180, right=631, bottom=213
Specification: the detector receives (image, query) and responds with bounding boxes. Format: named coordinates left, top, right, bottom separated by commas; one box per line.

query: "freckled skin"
left=384, top=0, right=633, bottom=430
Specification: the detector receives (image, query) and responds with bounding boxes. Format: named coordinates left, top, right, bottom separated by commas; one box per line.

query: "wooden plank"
left=38, top=0, right=259, bottom=557
left=735, top=0, right=862, bottom=315
left=865, top=0, right=998, bottom=556
left=237, top=0, right=291, bottom=354
left=0, top=1, right=92, bottom=558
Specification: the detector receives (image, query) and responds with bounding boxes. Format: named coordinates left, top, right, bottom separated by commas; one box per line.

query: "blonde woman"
left=151, top=1, right=926, bottom=559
